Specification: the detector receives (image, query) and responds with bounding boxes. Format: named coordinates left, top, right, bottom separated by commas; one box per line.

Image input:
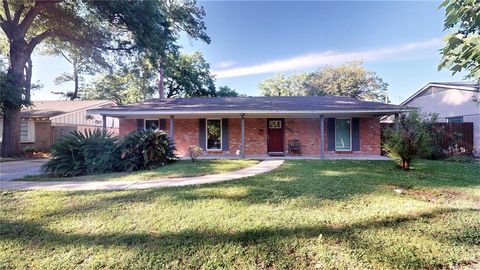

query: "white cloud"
left=215, top=60, right=238, bottom=69
left=212, top=38, right=442, bottom=78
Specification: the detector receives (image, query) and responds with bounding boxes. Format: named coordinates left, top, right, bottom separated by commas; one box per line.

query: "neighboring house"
left=400, top=82, right=480, bottom=156
left=0, top=100, right=119, bottom=151
left=88, top=96, right=407, bottom=158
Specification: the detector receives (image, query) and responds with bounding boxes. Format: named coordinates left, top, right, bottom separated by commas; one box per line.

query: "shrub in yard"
left=383, top=111, right=432, bottom=170
left=188, top=145, right=203, bottom=162
left=119, top=129, right=177, bottom=171
left=43, top=130, right=120, bottom=177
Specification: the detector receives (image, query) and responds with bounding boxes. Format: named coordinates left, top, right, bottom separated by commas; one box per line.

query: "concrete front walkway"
left=0, top=160, right=284, bottom=191
left=0, top=159, right=48, bottom=181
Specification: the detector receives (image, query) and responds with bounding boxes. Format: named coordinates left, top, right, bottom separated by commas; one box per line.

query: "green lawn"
left=1, top=160, right=479, bottom=269
left=21, top=159, right=259, bottom=182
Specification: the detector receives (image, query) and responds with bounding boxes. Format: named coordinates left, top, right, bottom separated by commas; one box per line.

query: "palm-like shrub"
left=43, top=130, right=120, bottom=177
left=119, top=129, right=177, bottom=171
left=383, top=111, right=432, bottom=170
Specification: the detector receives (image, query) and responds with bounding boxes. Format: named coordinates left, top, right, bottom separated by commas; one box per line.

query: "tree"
left=259, top=73, right=308, bottom=96
left=163, top=51, right=216, bottom=98
left=82, top=59, right=157, bottom=105
left=216, top=85, right=240, bottom=97
left=0, top=0, right=209, bottom=157
left=439, top=0, right=480, bottom=81
left=383, top=111, right=433, bottom=170
left=44, top=42, right=108, bottom=100
left=306, top=61, right=389, bottom=102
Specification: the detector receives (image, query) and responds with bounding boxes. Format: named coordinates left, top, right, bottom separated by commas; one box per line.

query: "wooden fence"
left=381, top=122, right=474, bottom=153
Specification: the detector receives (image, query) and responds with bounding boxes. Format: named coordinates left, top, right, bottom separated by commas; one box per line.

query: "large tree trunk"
left=70, top=69, right=79, bottom=100
left=1, top=41, right=29, bottom=157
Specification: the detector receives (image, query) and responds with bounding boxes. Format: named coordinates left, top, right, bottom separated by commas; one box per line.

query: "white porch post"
left=394, top=113, right=400, bottom=131
left=169, top=115, right=174, bottom=138
left=241, top=113, right=245, bottom=159
left=102, top=115, right=107, bottom=132
left=320, top=114, right=325, bottom=159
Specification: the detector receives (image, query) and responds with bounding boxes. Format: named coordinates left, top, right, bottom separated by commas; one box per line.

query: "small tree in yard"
left=188, top=145, right=203, bottom=163
left=383, top=111, right=432, bottom=170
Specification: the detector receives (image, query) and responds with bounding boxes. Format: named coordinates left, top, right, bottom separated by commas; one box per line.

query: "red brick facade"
left=118, top=117, right=382, bottom=157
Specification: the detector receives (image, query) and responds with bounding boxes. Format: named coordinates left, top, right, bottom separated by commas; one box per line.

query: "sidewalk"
left=0, top=160, right=284, bottom=191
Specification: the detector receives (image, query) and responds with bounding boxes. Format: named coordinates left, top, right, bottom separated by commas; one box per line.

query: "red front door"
left=267, top=119, right=284, bottom=154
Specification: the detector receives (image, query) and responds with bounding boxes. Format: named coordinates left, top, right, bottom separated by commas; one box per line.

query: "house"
left=400, top=82, right=480, bottom=156
left=88, top=96, right=407, bottom=158
left=0, top=100, right=119, bottom=151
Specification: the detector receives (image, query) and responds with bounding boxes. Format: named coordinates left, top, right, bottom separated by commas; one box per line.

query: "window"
left=206, top=119, right=222, bottom=150
left=20, top=121, right=34, bottom=142
left=447, top=116, right=463, bottom=123
left=335, top=118, right=351, bottom=151
left=145, top=120, right=159, bottom=130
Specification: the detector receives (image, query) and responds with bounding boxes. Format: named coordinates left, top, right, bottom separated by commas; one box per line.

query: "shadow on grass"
left=1, top=207, right=478, bottom=269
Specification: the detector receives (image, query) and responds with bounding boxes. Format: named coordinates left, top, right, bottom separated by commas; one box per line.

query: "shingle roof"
left=21, top=100, right=115, bottom=118
left=89, top=96, right=406, bottom=115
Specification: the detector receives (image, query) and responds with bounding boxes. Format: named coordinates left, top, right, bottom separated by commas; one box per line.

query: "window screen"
left=447, top=116, right=463, bottom=123
left=145, top=120, right=159, bottom=130
left=20, top=121, right=29, bottom=142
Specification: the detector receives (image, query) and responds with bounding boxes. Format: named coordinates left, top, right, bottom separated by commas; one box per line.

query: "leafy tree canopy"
left=259, top=73, right=308, bottom=96
left=216, top=85, right=240, bottom=97
left=258, top=61, right=389, bottom=102
left=439, top=0, right=480, bottom=81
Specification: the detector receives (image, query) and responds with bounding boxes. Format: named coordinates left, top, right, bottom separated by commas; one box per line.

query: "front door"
left=267, top=118, right=284, bottom=154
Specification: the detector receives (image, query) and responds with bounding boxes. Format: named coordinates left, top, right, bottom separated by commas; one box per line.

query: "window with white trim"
left=20, top=120, right=35, bottom=142
left=206, top=119, right=222, bottom=150
left=335, top=118, right=351, bottom=151
left=145, top=120, right=159, bottom=130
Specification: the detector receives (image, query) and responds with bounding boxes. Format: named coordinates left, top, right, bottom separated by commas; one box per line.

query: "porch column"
left=241, top=113, right=245, bottom=159
left=169, top=115, right=174, bottom=138
left=320, top=114, right=325, bottom=159
left=102, top=115, right=107, bottom=132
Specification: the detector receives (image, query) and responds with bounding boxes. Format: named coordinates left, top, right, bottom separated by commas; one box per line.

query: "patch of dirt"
left=387, top=185, right=479, bottom=208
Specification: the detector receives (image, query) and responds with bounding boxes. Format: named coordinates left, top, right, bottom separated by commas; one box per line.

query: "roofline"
left=400, top=82, right=479, bottom=106
left=46, top=100, right=116, bottom=120
left=87, top=108, right=412, bottom=117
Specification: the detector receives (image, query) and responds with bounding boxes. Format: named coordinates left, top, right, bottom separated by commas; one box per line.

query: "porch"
left=186, top=154, right=390, bottom=161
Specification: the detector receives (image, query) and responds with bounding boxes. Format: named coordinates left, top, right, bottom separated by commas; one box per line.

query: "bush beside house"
left=43, top=129, right=177, bottom=177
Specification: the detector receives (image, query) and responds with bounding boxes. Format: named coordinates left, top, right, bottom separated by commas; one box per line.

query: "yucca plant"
left=43, top=129, right=120, bottom=177
left=119, top=129, right=177, bottom=171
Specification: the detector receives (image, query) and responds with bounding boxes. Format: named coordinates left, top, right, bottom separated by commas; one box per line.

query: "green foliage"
left=259, top=73, right=308, bottom=96
left=188, top=145, right=203, bottom=163
left=164, top=51, right=216, bottom=98
left=43, top=130, right=120, bottom=177
left=383, top=111, right=433, bottom=170
left=119, top=129, right=177, bottom=171
left=439, top=0, right=480, bottom=81
left=216, top=85, right=240, bottom=97
left=82, top=58, right=157, bottom=105
left=259, top=61, right=389, bottom=102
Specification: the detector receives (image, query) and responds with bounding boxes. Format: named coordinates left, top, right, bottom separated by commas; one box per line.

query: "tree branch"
left=12, top=4, right=25, bottom=25
left=27, top=30, right=53, bottom=52
left=2, top=0, right=11, bottom=22
left=18, top=0, right=62, bottom=35
left=59, top=49, right=72, bottom=64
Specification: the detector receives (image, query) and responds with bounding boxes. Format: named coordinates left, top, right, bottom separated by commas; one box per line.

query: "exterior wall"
left=118, top=116, right=382, bottom=157
left=21, top=120, right=52, bottom=151
left=172, top=119, right=199, bottom=156
left=119, top=119, right=137, bottom=137
left=405, top=88, right=480, bottom=156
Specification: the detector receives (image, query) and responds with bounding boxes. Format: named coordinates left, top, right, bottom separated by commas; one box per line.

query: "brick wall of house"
left=119, top=119, right=137, bottom=137
left=21, top=120, right=52, bottom=151
left=117, top=116, right=381, bottom=157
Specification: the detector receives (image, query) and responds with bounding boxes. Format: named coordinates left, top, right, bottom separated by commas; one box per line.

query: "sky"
left=29, top=1, right=468, bottom=104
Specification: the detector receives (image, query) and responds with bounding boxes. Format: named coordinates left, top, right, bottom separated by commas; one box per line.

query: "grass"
left=21, top=159, right=259, bottom=182
left=1, top=159, right=479, bottom=269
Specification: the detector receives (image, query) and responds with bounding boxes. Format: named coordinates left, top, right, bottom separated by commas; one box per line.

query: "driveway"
left=0, top=159, right=48, bottom=182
